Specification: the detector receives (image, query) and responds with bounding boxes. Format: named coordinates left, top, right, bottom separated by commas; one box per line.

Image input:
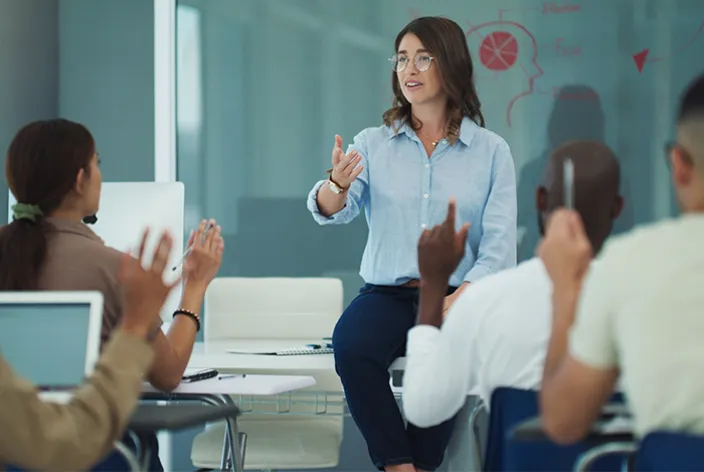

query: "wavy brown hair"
left=382, top=16, right=485, bottom=143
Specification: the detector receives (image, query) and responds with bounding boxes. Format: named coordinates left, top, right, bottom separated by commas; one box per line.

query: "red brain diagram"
left=478, top=31, right=519, bottom=71
left=466, top=20, right=543, bottom=127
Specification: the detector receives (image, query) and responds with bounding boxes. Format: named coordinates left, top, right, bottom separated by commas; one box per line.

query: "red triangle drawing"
left=633, top=49, right=649, bottom=73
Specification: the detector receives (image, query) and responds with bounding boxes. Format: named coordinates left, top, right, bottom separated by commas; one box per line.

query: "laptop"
left=0, top=291, right=104, bottom=403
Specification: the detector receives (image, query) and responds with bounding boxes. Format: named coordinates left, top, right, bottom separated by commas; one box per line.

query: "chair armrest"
left=114, top=440, right=142, bottom=472
left=573, top=441, right=636, bottom=472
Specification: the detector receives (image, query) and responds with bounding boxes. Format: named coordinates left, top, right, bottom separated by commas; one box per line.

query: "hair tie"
left=12, top=203, right=43, bottom=222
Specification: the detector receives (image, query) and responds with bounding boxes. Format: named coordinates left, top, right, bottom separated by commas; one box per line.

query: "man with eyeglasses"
left=538, top=73, right=704, bottom=444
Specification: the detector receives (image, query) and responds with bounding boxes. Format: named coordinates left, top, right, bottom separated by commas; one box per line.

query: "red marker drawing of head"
left=466, top=20, right=543, bottom=127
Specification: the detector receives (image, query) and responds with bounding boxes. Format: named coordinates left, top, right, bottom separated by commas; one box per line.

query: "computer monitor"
left=8, top=182, right=185, bottom=321
left=0, top=291, right=103, bottom=402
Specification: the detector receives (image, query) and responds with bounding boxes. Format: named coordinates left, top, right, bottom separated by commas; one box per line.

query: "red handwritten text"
left=542, top=2, right=581, bottom=14
left=555, top=38, right=582, bottom=57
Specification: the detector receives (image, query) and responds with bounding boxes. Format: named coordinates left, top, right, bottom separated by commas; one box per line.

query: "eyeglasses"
left=664, top=140, right=694, bottom=168
left=664, top=141, right=675, bottom=167
left=389, top=53, right=434, bottom=73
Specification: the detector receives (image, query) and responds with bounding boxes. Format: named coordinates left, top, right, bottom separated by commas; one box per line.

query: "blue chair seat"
left=635, top=431, right=704, bottom=471
left=486, top=387, right=627, bottom=471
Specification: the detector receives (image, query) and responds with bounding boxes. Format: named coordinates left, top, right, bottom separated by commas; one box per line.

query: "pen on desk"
left=172, top=223, right=214, bottom=271
left=218, top=374, right=246, bottom=380
left=306, top=343, right=333, bottom=349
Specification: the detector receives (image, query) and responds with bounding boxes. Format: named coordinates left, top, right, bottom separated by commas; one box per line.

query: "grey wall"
left=0, top=0, right=155, bottom=221
left=0, top=0, right=165, bottom=465
left=58, top=0, right=155, bottom=182
left=0, top=0, right=59, bottom=222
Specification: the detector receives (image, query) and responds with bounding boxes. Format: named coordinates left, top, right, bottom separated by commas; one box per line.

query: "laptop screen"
left=0, top=303, right=92, bottom=388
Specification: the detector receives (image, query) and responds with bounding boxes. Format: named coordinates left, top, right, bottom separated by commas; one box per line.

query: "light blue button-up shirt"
left=307, top=117, right=517, bottom=287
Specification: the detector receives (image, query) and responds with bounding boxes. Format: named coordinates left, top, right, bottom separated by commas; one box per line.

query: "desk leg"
left=195, top=394, right=244, bottom=472
left=220, top=423, right=230, bottom=470
left=143, top=393, right=246, bottom=472
left=217, top=395, right=245, bottom=472
left=238, top=432, right=247, bottom=471
left=222, top=422, right=247, bottom=472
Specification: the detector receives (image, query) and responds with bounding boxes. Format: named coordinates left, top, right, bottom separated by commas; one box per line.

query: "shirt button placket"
left=420, top=160, right=431, bottom=230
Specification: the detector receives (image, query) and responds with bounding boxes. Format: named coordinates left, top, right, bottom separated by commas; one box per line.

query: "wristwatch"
left=328, top=178, right=346, bottom=195
left=325, top=169, right=347, bottom=195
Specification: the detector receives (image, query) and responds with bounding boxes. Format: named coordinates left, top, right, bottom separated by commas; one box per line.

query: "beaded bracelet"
left=173, top=308, right=201, bottom=332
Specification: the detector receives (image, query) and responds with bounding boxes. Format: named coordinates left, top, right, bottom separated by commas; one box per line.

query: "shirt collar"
left=45, top=216, right=104, bottom=244
left=389, top=117, right=478, bottom=147
left=457, top=118, right=478, bottom=147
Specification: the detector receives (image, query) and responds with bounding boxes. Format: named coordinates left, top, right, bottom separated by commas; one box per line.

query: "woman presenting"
left=306, top=16, right=517, bottom=472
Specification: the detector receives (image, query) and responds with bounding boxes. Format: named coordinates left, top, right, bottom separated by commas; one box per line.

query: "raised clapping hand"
left=418, top=198, right=471, bottom=287
left=330, top=135, right=364, bottom=190
left=182, top=219, right=224, bottom=290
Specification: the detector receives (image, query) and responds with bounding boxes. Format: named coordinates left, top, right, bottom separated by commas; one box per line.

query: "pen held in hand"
left=171, top=223, right=215, bottom=271
left=563, top=158, right=575, bottom=210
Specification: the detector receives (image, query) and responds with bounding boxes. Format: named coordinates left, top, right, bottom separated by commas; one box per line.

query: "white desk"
left=143, top=374, right=316, bottom=472
left=143, top=374, right=316, bottom=396
left=187, top=339, right=406, bottom=374
left=177, top=340, right=438, bottom=471
left=188, top=340, right=334, bottom=372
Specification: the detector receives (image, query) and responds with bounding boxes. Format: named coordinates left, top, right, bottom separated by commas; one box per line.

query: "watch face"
left=328, top=180, right=342, bottom=194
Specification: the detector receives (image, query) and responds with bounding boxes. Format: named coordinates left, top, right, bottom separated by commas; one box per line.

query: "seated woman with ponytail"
left=0, top=119, right=224, bottom=470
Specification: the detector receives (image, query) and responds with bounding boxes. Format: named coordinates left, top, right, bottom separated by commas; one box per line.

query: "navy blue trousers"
left=333, top=284, right=457, bottom=471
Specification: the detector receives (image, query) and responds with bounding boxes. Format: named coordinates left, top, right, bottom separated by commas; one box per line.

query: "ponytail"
left=0, top=218, right=49, bottom=290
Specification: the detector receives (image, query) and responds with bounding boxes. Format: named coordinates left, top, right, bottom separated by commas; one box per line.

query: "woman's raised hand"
left=330, top=135, right=364, bottom=189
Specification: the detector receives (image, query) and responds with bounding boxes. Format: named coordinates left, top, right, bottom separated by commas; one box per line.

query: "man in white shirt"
left=402, top=140, right=623, bottom=428
left=538, top=74, right=704, bottom=443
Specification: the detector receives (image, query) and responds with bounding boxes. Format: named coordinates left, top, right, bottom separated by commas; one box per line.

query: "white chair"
left=190, top=277, right=345, bottom=471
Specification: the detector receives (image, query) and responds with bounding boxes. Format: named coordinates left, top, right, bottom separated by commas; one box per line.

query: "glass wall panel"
left=176, top=0, right=704, bottom=304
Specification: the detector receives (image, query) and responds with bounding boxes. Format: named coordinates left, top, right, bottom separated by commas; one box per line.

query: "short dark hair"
left=0, top=119, right=95, bottom=290
left=383, top=16, right=485, bottom=143
left=539, top=140, right=621, bottom=254
left=678, top=74, right=704, bottom=123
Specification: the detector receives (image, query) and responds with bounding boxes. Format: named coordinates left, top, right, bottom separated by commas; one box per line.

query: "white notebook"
left=227, top=347, right=334, bottom=356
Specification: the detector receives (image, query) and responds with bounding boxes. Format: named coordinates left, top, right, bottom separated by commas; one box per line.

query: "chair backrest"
left=488, top=387, right=626, bottom=471
left=204, top=277, right=343, bottom=340
left=484, top=387, right=540, bottom=470
left=635, top=431, right=704, bottom=471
